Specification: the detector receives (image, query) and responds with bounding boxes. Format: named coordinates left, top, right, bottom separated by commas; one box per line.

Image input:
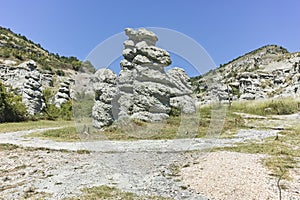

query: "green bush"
left=42, top=88, right=73, bottom=121
left=60, top=100, right=73, bottom=120
left=43, top=104, right=60, bottom=120
left=169, top=106, right=181, bottom=117
left=0, top=49, right=10, bottom=58
left=0, top=82, right=28, bottom=122
left=56, top=69, right=65, bottom=76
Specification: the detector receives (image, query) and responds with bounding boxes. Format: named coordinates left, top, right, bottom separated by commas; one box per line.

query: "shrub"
left=80, top=60, right=96, bottom=73
left=41, top=65, right=53, bottom=72
left=56, top=69, right=65, bottom=76
left=0, top=82, right=28, bottom=122
left=60, top=100, right=73, bottom=120
left=42, top=88, right=73, bottom=121
left=170, top=106, right=181, bottom=117
left=43, top=104, right=60, bottom=120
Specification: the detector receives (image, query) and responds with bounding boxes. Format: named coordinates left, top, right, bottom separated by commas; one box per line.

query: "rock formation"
left=54, top=79, right=74, bottom=108
left=22, top=70, right=45, bottom=115
left=0, top=60, right=47, bottom=114
left=195, top=45, right=300, bottom=104
left=0, top=59, right=78, bottom=114
left=92, top=28, right=196, bottom=128
left=92, top=69, right=117, bottom=129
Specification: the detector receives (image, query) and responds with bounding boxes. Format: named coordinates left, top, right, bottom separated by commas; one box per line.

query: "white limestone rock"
left=92, top=28, right=196, bottom=128
left=92, top=69, right=117, bottom=128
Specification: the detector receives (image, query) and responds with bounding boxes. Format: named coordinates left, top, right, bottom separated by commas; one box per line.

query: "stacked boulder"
left=118, top=28, right=173, bottom=121
left=167, top=67, right=196, bottom=113
left=22, top=70, right=45, bottom=115
left=92, top=28, right=196, bottom=128
left=92, top=69, right=117, bottom=129
left=54, top=79, right=73, bottom=107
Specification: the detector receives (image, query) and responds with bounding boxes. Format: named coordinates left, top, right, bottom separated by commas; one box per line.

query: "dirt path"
left=0, top=128, right=279, bottom=153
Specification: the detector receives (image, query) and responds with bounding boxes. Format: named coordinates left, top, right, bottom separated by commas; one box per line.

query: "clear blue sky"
left=1, top=0, right=299, bottom=76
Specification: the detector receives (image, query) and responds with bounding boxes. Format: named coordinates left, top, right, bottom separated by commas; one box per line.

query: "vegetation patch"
left=0, top=81, right=27, bottom=123
left=25, top=126, right=80, bottom=142
left=23, top=105, right=245, bottom=141
left=0, top=120, right=73, bottom=133
left=0, top=143, right=19, bottom=151
left=229, top=97, right=300, bottom=116
left=65, top=185, right=171, bottom=200
left=42, top=88, right=73, bottom=121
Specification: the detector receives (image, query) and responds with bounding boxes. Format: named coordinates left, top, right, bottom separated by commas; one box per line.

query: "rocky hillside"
left=0, top=26, right=94, bottom=119
left=0, top=26, right=90, bottom=71
left=1, top=25, right=300, bottom=122
left=193, top=45, right=300, bottom=104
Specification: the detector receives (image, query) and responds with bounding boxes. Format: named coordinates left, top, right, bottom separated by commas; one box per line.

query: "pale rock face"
left=91, top=28, right=196, bottom=128
left=0, top=60, right=58, bottom=114
left=92, top=101, right=114, bottom=129
left=170, top=95, right=196, bottom=114
left=167, top=68, right=196, bottom=113
left=195, top=45, right=300, bottom=104
left=92, top=69, right=117, bottom=128
left=54, top=80, right=73, bottom=108
left=21, top=66, right=45, bottom=115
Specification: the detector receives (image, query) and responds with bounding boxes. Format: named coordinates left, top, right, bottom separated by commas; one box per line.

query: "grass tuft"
left=65, top=185, right=171, bottom=200
left=25, top=126, right=80, bottom=142
left=0, top=120, right=74, bottom=133
left=230, top=97, right=300, bottom=116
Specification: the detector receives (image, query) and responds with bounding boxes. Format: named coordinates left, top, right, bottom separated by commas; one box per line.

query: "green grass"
left=15, top=97, right=300, bottom=142
left=65, top=185, right=172, bottom=200
left=0, top=142, right=88, bottom=154
left=214, top=125, right=300, bottom=179
left=25, top=126, right=80, bottom=142
left=0, top=143, right=19, bottom=151
left=230, top=97, right=300, bottom=116
left=22, top=104, right=245, bottom=141
left=0, top=120, right=74, bottom=133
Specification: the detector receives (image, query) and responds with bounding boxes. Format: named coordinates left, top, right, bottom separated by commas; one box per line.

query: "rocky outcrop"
left=22, top=70, right=45, bottom=115
left=92, top=28, right=196, bottom=128
left=117, top=28, right=173, bottom=122
left=0, top=61, right=46, bottom=114
left=195, top=45, right=300, bottom=104
left=167, top=67, right=196, bottom=113
left=0, top=60, right=53, bottom=91
left=92, top=69, right=117, bottom=129
left=0, top=60, right=77, bottom=114
left=54, top=79, right=73, bottom=107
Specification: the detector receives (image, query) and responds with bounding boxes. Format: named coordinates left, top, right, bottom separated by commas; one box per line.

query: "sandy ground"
left=181, top=151, right=300, bottom=200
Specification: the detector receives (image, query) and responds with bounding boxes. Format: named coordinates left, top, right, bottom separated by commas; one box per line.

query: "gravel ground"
left=0, top=147, right=204, bottom=199
left=0, top=114, right=299, bottom=199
